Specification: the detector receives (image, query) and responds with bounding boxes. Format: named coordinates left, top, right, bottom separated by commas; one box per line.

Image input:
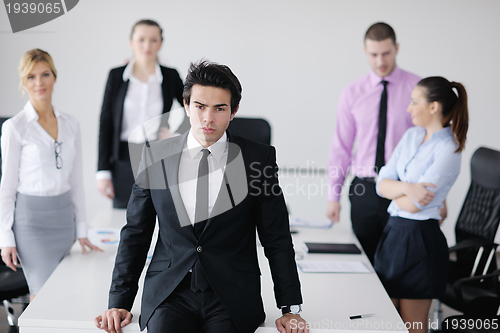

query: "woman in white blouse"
left=96, top=19, right=186, bottom=208
left=0, top=49, right=101, bottom=300
left=375, top=77, right=469, bottom=333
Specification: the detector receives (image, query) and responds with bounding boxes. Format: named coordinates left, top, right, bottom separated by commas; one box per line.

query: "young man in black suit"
left=95, top=61, right=308, bottom=333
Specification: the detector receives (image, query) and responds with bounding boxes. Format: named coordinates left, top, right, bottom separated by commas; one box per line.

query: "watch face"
left=290, top=305, right=301, bottom=314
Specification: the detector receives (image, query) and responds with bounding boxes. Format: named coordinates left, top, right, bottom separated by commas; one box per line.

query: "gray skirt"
left=13, top=192, right=75, bottom=294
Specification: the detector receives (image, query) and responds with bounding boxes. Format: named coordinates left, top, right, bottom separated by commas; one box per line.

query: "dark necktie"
left=194, top=149, right=210, bottom=238
left=191, top=148, right=211, bottom=292
left=375, top=80, right=388, bottom=173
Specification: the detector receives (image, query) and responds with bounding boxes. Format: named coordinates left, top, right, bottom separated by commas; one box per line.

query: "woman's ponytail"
left=417, top=77, right=469, bottom=152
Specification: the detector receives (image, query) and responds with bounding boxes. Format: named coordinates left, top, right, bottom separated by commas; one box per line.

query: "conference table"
left=18, top=206, right=407, bottom=333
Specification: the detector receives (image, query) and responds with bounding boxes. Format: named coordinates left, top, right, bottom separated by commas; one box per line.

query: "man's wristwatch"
left=281, top=304, right=302, bottom=315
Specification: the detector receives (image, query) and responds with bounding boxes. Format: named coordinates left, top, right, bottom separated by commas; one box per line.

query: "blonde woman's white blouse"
left=0, top=101, right=87, bottom=247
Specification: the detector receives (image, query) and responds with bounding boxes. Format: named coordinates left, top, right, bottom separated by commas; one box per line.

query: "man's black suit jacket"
left=97, top=65, right=187, bottom=172
left=108, top=131, right=302, bottom=333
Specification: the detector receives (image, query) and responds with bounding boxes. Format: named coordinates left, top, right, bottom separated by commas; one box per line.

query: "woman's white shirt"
left=120, top=59, right=164, bottom=143
left=0, top=101, right=87, bottom=247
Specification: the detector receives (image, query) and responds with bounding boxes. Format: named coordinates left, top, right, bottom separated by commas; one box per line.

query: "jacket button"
left=197, top=246, right=202, bottom=253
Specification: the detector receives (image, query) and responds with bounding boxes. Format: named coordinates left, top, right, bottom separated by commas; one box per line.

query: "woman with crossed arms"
left=375, top=76, right=469, bottom=333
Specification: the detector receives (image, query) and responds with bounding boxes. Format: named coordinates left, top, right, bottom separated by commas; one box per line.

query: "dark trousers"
left=349, top=177, right=391, bottom=265
left=147, top=273, right=239, bottom=333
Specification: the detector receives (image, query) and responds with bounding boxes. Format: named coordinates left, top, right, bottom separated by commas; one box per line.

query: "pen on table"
left=350, top=314, right=375, bottom=320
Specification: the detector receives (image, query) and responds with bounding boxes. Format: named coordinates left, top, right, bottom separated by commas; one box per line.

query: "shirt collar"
left=24, top=100, right=63, bottom=122
left=433, top=126, right=453, bottom=140
left=416, top=126, right=454, bottom=142
left=186, top=130, right=228, bottom=161
left=122, top=59, right=163, bottom=84
left=369, top=65, right=402, bottom=87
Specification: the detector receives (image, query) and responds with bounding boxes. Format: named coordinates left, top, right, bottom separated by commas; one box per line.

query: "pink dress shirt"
left=328, top=66, right=421, bottom=201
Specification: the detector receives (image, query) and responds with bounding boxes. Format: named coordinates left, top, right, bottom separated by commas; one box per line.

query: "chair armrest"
left=453, top=269, right=500, bottom=304
left=449, top=239, right=498, bottom=252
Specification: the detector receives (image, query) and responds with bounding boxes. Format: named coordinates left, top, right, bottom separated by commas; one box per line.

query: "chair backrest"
left=227, top=117, right=271, bottom=145
left=455, top=147, right=500, bottom=244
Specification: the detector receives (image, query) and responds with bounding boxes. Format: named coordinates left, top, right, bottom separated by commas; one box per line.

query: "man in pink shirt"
left=326, top=22, right=421, bottom=264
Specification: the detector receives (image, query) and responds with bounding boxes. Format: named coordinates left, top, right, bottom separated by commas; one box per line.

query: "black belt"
left=357, top=177, right=377, bottom=184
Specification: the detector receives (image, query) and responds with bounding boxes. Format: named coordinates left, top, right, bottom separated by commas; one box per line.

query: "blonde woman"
left=0, top=49, right=101, bottom=300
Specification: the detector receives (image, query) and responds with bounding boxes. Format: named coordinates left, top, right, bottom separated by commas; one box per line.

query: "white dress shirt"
left=179, top=131, right=229, bottom=226
left=0, top=101, right=87, bottom=247
left=120, top=59, right=164, bottom=143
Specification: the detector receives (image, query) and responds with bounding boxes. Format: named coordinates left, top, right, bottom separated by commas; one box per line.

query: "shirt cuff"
left=76, top=222, right=88, bottom=239
left=0, top=230, right=16, bottom=248
left=328, top=186, right=342, bottom=202
left=96, top=170, right=112, bottom=180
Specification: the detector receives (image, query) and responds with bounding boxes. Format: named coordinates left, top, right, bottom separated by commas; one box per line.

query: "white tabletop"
left=19, top=208, right=406, bottom=333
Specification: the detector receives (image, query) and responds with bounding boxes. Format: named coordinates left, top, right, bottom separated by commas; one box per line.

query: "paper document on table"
left=297, top=261, right=371, bottom=273
left=289, top=217, right=333, bottom=229
left=88, top=228, right=121, bottom=246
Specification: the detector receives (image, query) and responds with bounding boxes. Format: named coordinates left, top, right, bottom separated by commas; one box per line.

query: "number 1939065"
left=443, top=318, right=498, bottom=331
left=6, top=2, right=61, bottom=14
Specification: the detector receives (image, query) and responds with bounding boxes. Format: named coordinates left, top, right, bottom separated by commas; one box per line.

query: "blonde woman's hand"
left=79, top=238, right=103, bottom=254
left=1, top=247, right=18, bottom=271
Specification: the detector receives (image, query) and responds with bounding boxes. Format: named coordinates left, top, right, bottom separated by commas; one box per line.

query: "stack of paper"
left=289, top=217, right=333, bottom=229
left=88, top=228, right=121, bottom=246
left=297, top=261, right=370, bottom=273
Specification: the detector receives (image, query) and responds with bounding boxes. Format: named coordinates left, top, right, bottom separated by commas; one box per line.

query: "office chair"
left=227, top=117, right=271, bottom=145
left=433, top=147, right=500, bottom=327
left=0, top=117, right=8, bottom=175
left=0, top=116, right=30, bottom=333
left=0, top=265, right=29, bottom=333
left=441, top=269, right=500, bottom=333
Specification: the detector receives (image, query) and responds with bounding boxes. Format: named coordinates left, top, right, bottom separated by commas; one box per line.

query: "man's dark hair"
left=364, top=22, right=396, bottom=45
left=183, top=60, right=242, bottom=113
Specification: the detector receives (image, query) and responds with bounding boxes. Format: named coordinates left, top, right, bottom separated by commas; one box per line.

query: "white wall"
left=1, top=0, right=499, bottom=245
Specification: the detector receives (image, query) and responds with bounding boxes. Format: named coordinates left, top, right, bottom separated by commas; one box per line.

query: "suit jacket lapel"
left=159, top=66, right=171, bottom=130
left=115, top=79, right=129, bottom=131
left=161, top=132, right=194, bottom=230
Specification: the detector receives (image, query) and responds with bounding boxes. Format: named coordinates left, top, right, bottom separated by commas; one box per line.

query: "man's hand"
left=95, top=308, right=132, bottom=333
left=1, top=247, right=18, bottom=271
left=326, top=201, right=340, bottom=222
left=275, top=314, right=309, bottom=333
left=439, top=199, right=448, bottom=224
left=405, top=182, right=436, bottom=206
left=97, top=179, right=115, bottom=199
left=158, top=126, right=174, bottom=140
